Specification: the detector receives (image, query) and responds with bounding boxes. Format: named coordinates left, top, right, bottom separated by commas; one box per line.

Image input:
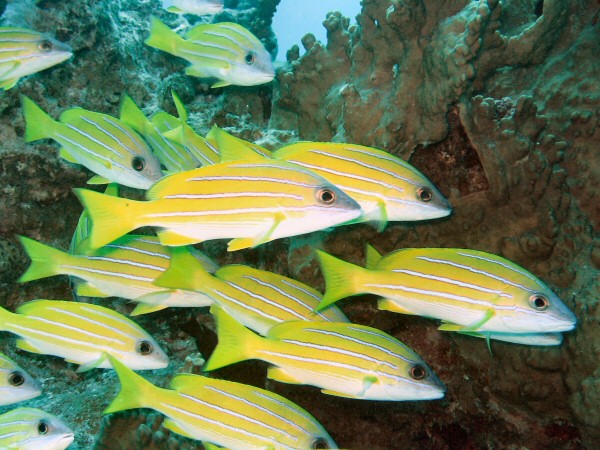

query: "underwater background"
left=0, top=0, right=599, bottom=448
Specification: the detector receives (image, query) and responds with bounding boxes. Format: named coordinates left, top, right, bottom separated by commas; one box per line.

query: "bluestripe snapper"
left=0, top=300, right=168, bottom=372
left=0, top=27, right=72, bottom=90
left=145, top=17, right=274, bottom=88
left=104, top=355, right=337, bottom=450
left=74, top=159, right=362, bottom=251
left=206, top=125, right=452, bottom=230
left=18, top=235, right=218, bottom=316
left=316, top=247, right=577, bottom=334
left=21, top=95, right=163, bottom=189
left=154, top=247, right=348, bottom=335
left=162, top=0, right=224, bottom=16
left=205, top=306, right=446, bottom=401
left=0, top=408, right=74, bottom=450
left=0, top=352, right=41, bottom=406
left=119, top=93, right=202, bottom=172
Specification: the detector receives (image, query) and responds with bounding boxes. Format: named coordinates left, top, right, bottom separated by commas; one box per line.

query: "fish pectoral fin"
left=227, top=214, right=284, bottom=251
left=359, top=375, right=379, bottom=397
left=267, top=367, right=304, bottom=384
left=463, top=309, right=495, bottom=332
left=130, top=302, right=168, bottom=316
left=438, top=322, right=465, bottom=332
left=367, top=202, right=388, bottom=232
left=16, top=339, right=44, bottom=354
left=76, top=353, right=108, bottom=373
left=163, top=419, right=196, bottom=439
left=320, top=389, right=362, bottom=399
left=211, top=80, right=231, bottom=89
left=75, top=281, right=110, bottom=298
left=377, top=298, right=416, bottom=315
left=157, top=229, right=200, bottom=246
left=59, top=147, right=80, bottom=164
left=87, top=174, right=111, bottom=185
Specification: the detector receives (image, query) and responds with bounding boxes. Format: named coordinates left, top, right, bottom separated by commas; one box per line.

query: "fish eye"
left=316, top=187, right=337, bottom=205
left=132, top=156, right=146, bottom=172
left=137, top=340, right=154, bottom=356
left=8, top=371, right=25, bottom=387
left=37, top=420, right=49, bottom=435
left=410, top=364, right=427, bottom=380
left=530, top=294, right=550, bottom=311
left=311, top=437, right=330, bottom=449
left=38, top=39, right=53, bottom=52
left=417, top=187, right=433, bottom=203
left=245, top=51, right=256, bottom=65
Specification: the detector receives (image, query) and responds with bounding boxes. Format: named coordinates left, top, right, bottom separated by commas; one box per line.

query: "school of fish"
left=0, top=3, right=578, bottom=449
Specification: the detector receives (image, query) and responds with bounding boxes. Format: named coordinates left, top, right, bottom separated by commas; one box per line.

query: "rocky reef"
left=1, top=0, right=599, bottom=448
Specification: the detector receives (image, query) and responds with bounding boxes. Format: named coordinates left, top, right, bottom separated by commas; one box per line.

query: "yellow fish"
left=0, top=300, right=168, bottom=372
left=0, top=407, right=74, bottom=450
left=75, top=159, right=361, bottom=251
left=104, top=354, right=337, bottom=449
left=316, top=246, right=577, bottom=334
left=145, top=17, right=274, bottom=88
left=205, top=306, right=446, bottom=401
left=0, top=352, right=41, bottom=406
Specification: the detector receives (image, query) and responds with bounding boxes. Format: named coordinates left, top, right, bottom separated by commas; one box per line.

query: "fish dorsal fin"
left=207, top=125, right=265, bottom=162
left=170, top=90, right=188, bottom=122
left=365, top=244, right=383, bottom=269
left=58, top=107, right=89, bottom=123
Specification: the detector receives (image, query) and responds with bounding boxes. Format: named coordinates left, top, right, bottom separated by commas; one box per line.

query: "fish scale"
left=75, top=159, right=362, bottom=251
left=316, top=246, right=577, bottom=334
left=204, top=307, right=446, bottom=401
left=18, top=234, right=218, bottom=316
left=0, top=27, right=72, bottom=90
left=21, top=96, right=163, bottom=189
left=0, top=300, right=168, bottom=371
left=104, top=355, right=336, bottom=450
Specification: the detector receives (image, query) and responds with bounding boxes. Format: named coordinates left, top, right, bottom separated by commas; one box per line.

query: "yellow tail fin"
left=18, top=236, right=69, bottom=283
left=315, top=250, right=366, bottom=311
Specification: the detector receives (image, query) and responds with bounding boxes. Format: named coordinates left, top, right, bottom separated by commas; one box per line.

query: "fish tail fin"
left=103, top=354, right=157, bottom=414
left=73, top=188, right=140, bottom=251
left=154, top=246, right=214, bottom=292
left=17, top=236, right=69, bottom=283
left=315, top=250, right=365, bottom=311
left=145, top=16, right=183, bottom=56
left=21, top=95, right=57, bottom=142
left=203, top=305, right=262, bottom=371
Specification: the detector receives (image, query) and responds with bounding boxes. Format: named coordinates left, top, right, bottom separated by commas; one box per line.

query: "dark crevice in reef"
left=409, top=106, right=489, bottom=199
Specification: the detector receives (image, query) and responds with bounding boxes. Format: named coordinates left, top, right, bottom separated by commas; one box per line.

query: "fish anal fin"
left=377, top=298, right=416, bottom=315
left=321, top=389, right=361, bottom=399
left=184, top=65, right=207, bottom=78
left=0, top=77, right=19, bottom=90
left=75, top=282, right=110, bottom=298
left=16, top=339, right=44, bottom=354
left=88, top=175, right=111, bottom=185
left=131, top=302, right=168, bottom=316
left=157, top=229, right=200, bottom=246
left=267, top=366, right=304, bottom=385
left=60, top=147, right=79, bottom=164
left=163, top=418, right=196, bottom=439
left=211, top=80, right=231, bottom=89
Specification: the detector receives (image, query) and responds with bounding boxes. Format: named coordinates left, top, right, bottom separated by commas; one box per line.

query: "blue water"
left=272, top=0, right=361, bottom=60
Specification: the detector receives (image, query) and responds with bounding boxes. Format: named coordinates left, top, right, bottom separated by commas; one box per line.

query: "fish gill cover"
left=0, top=0, right=599, bottom=449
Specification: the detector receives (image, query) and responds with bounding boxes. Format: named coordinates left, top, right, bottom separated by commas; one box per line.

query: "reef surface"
left=0, top=0, right=599, bottom=448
